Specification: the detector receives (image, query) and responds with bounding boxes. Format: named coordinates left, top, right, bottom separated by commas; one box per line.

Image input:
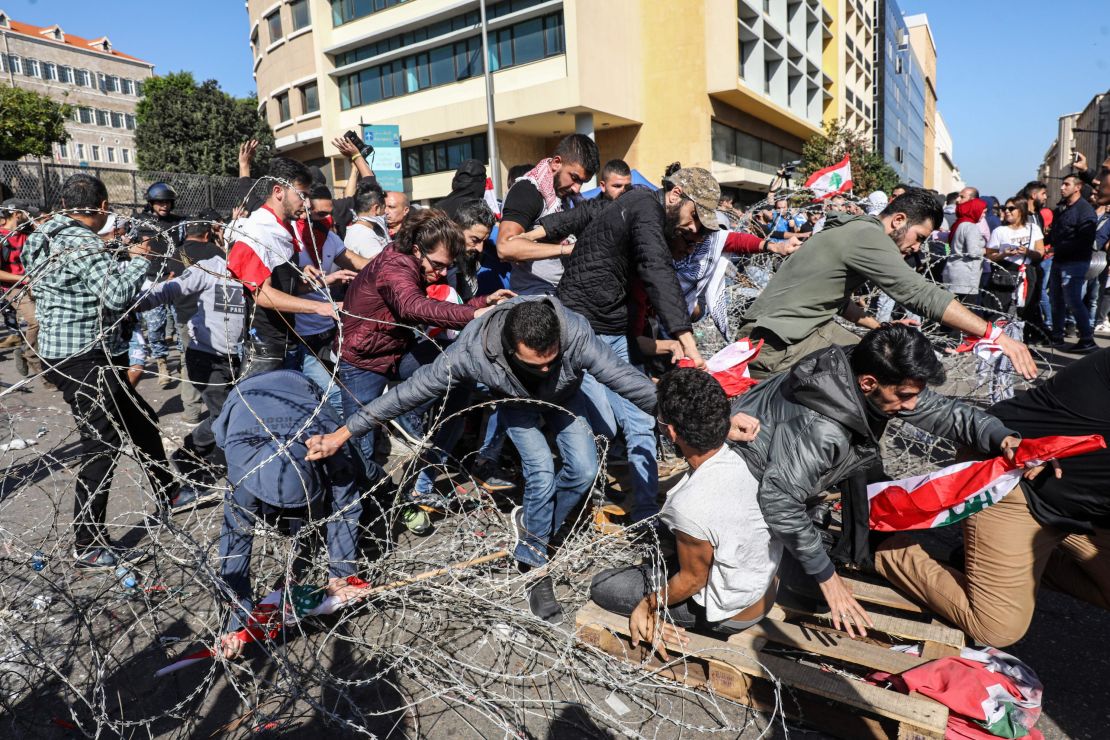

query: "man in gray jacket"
left=730, top=325, right=1021, bottom=637
left=307, top=296, right=657, bottom=624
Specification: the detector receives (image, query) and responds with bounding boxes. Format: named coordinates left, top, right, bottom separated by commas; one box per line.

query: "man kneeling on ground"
left=875, top=348, right=1110, bottom=647
left=589, top=368, right=781, bottom=652
left=215, top=370, right=363, bottom=658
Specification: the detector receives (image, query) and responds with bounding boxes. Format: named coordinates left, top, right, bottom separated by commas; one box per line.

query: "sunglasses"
left=1003, top=206, right=1021, bottom=212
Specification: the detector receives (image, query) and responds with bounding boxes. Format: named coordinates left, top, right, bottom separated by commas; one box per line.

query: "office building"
left=903, top=13, right=935, bottom=189
left=872, top=0, right=924, bottom=186
left=247, top=0, right=843, bottom=203
left=822, top=0, right=876, bottom=141
left=0, top=10, right=154, bottom=169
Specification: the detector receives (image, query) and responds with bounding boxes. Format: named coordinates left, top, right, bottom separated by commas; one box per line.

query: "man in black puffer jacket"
left=519, top=167, right=719, bottom=523
left=730, top=325, right=1018, bottom=638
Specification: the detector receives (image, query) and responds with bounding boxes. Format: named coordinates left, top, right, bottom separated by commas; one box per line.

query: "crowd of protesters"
left=1, top=132, right=1108, bottom=660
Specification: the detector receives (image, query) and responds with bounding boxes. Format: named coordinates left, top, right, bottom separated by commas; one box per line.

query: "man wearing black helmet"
left=131, top=182, right=186, bottom=388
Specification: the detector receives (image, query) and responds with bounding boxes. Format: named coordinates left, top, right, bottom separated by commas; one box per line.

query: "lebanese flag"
left=484, top=177, right=500, bottom=219
left=425, top=283, right=463, bottom=340
left=867, top=435, right=1106, bottom=532
left=804, top=155, right=853, bottom=201
left=678, top=339, right=762, bottom=397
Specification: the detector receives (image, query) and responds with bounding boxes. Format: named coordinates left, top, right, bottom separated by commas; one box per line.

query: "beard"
left=889, top=224, right=909, bottom=250
left=663, top=201, right=683, bottom=239
left=462, top=249, right=481, bottom=275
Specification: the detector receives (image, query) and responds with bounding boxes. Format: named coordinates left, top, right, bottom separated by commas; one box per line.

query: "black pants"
left=183, top=348, right=239, bottom=470
left=45, top=352, right=175, bottom=549
left=242, top=336, right=291, bottom=378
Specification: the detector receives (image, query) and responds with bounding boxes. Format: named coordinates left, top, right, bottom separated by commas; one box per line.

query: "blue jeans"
left=338, top=351, right=469, bottom=495
left=579, top=334, right=659, bottom=523
left=295, top=332, right=344, bottom=422
left=1040, top=256, right=1053, bottom=329
left=1050, top=260, right=1093, bottom=342
left=476, top=408, right=505, bottom=463
left=503, top=391, right=598, bottom=567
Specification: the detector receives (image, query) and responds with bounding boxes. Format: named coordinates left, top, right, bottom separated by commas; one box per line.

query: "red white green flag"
left=804, top=155, right=853, bottom=200
left=867, top=435, right=1106, bottom=531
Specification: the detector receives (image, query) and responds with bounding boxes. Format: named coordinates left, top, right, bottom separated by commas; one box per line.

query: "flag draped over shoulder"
left=867, top=435, right=1106, bottom=532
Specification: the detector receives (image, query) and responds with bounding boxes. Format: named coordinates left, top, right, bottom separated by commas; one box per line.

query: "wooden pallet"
left=576, top=574, right=965, bottom=739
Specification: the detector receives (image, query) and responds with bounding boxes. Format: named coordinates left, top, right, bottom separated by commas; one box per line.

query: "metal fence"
left=0, top=160, right=247, bottom=215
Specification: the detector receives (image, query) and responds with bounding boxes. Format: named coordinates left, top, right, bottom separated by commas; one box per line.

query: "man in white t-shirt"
left=589, top=368, right=780, bottom=652
left=343, top=186, right=390, bottom=260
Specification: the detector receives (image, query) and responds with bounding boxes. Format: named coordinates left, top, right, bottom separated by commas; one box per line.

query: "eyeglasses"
left=422, top=253, right=452, bottom=274
left=1003, top=206, right=1021, bottom=212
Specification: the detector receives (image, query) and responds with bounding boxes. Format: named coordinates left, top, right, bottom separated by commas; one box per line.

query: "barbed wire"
left=0, top=186, right=1063, bottom=738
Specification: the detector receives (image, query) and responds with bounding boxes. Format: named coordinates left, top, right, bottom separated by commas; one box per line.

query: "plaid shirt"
left=22, top=214, right=149, bottom=360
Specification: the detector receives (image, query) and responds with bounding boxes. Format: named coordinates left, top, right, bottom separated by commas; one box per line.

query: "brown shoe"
left=155, top=358, right=172, bottom=388
left=0, top=334, right=21, bottom=348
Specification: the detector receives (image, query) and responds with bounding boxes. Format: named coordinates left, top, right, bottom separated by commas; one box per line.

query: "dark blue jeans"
left=1050, top=260, right=1093, bottom=342
left=338, top=346, right=469, bottom=494
left=502, top=391, right=598, bottom=567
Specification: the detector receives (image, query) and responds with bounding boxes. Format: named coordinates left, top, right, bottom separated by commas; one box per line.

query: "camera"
left=345, top=130, right=375, bottom=159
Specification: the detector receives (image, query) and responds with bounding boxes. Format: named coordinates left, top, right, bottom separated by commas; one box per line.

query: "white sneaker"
left=1095, top=321, right=1110, bottom=336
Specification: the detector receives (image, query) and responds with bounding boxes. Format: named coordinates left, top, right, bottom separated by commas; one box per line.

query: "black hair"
left=601, top=158, right=631, bottom=180
left=1020, top=181, right=1047, bottom=199
left=662, top=161, right=682, bottom=187
left=309, top=184, right=333, bottom=201
left=354, top=187, right=384, bottom=214
left=392, top=208, right=464, bottom=259
left=553, top=133, right=600, bottom=178
left=454, top=199, right=495, bottom=231
left=184, top=220, right=211, bottom=237
left=61, top=173, right=108, bottom=211
left=657, top=367, right=731, bottom=454
left=504, top=300, right=560, bottom=354
left=507, top=163, right=533, bottom=183
left=879, top=186, right=943, bottom=230
left=850, top=324, right=946, bottom=386
left=892, top=183, right=912, bottom=194
left=264, top=157, right=313, bottom=192
left=1003, top=196, right=1028, bottom=226
left=945, top=191, right=959, bottom=205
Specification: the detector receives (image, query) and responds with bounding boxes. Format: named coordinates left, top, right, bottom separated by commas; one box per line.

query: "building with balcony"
left=246, top=0, right=842, bottom=204
left=903, top=13, right=935, bottom=189
left=821, top=0, right=875, bottom=141
left=0, top=10, right=154, bottom=169
left=872, top=0, right=924, bottom=186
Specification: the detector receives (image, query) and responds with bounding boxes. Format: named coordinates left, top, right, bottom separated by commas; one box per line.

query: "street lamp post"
left=478, top=0, right=502, bottom=199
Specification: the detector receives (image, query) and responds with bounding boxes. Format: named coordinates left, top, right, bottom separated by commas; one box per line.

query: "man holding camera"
left=22, top=174, right=180, bottom=568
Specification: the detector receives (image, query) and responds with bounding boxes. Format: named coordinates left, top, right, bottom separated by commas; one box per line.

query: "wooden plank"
left=768, top=603, right=965, bottom=649
left=575, top=603, right=947, bottom=735
left=841, top=575, right=927, bottom=614
left=745, top=619, right=928, bottom=675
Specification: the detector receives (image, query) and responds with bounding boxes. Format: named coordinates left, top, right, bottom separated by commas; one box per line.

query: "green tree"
left=0, top=86, right=70, bottom=161
left=135, top=72, right=274, bottom=176
left=800, top=119, right=899, bottom=196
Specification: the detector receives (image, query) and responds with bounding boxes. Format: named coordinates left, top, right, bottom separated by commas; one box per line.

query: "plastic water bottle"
left=30, top=550, right=45, bottom=572
left=115, top=566, right=137, bottom=591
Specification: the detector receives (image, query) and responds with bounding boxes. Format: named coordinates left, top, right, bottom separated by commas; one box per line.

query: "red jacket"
left=337, top=245, right=484, bottom=373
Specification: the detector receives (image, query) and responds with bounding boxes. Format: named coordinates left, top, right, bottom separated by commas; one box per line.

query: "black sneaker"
left=73, top=546, right=118, bottom=569
left=527, top=576, right=564, bottom=625
left=510, top=505, right=526, bottom=556
left=170, top=485, right=223, bottom=512
left=1070, top=339, right=1098, bottom=354
left=472, top=459, right=515, bottom=492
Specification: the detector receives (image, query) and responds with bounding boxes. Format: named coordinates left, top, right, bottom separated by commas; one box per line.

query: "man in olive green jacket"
left=738, top=188, right=1036, bottom=379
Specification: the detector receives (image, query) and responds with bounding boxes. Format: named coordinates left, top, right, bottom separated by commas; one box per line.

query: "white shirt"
left=343, top=216, right=389, bottom=259
left=660, top=445, right=782, bottom=621
left=988, top=223, right=1044, bottom=265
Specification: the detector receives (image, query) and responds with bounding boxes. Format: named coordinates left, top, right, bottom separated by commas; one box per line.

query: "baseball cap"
left=666, top=168, right=721, bottom=227
left=1, top=198, right=42, bottom=217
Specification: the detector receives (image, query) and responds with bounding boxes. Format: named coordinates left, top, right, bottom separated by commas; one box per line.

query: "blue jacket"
left=1046, top=197, right=1097, bottom=262
left=214, top=370, right=361, bottom=628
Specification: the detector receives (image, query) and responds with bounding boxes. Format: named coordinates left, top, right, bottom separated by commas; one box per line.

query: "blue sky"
left=900, top=0, right=1110, bottom=196
left=7, top=1, right=1109, bottom=196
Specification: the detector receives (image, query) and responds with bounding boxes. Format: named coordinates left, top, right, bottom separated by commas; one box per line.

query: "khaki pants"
left=14, top=293, right=41, bottom=374
left=739, top=320, right=861, bottom=379
left=875, top=486, right=1110, bottom=647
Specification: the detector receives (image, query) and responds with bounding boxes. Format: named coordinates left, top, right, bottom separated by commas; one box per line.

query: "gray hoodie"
left=135, top=255, right=245, bottom=357
left=345, top=295, right=657, bottom=438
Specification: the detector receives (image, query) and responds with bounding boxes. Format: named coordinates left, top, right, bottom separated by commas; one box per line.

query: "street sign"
left=361, top=124, right=403, bottom=193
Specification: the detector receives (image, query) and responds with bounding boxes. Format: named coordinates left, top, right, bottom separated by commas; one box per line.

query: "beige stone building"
left=0, top=10, right=154, bottom=169
left=821, top=0, right=875, bottom=141
left=246, top=0, right=849, bottom=204
left=904, top=13, right=936, bottom=190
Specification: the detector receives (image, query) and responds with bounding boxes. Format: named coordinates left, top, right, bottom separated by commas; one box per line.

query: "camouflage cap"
left=666, top=167, right=721, bottom=227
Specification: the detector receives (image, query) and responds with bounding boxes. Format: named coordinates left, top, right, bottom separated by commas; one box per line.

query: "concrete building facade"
left=903, top=13, right=935, bottom=189
left=1038, top=92, right=1110, bottom=193
left=933, top=110, right=962, bottom=195
left=246, top=0, right=844, bottom=204
left=822, top=0, right=875, bottom=141
left=872, top=0, right=924, bottom=186
left=0, top=10, right=154, bottom=169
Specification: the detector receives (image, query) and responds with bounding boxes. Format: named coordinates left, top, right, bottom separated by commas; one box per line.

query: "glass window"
left=276, top=92, right=291, bottom=121
left=136, top=81, right=144, bottom=96
left=106, top=75, right=120, bottom=92
left=492, top=28, right=513, bottom=71
left=405, top=149, right=421, bottom=177
left=122, top=149, right=131, bottom=164
left=78, top=107, right=93, bottom=124
left=543, top=13, right=565, bottom=55
left=8, top=55, right=21, bottom=75
left=60, top=66, right=74, bottom=83
left=25, top=58, right=39, bottom=77
left=58, top=142, right=68, bottom=159
left=76, top=143, right=85, bottom=161
left=122, top=78, right=134, bottom=95
left=107, top=147, right=116, bottom=163
left=125, top=113, right=136, bottom=130
left=111, top=112, right=124, bottom=128
left=97, top=73, right=106, bottom=91
left=435, top=143, right=448, bottom=172
left=421, top=146, right=436, bottom=173
left=266, top=11, right=282, bottom=43
left=91, top=145, right=101, bottom=162
left=333, top=0, right=406, bottom=26
left=429, top=45, right=454, bottom=87
left=96, top=109, right=110, bottom=127
left=290, top=0, right=311, bottom=30
left=512, top=18, right=544, bottom=65
left=301, top=82, right=319, bottom=113
left=447, top=140, right=467, bottom=170
left=43, top=62, right=57, bottom=81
